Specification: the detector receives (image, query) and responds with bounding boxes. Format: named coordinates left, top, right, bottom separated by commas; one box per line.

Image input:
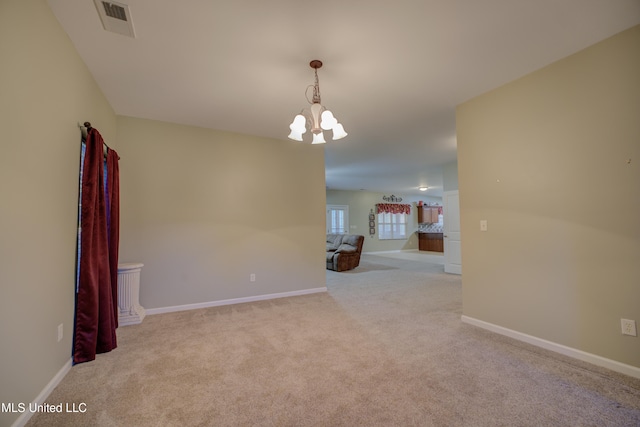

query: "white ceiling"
left=48, top=0, right=640, bottom=197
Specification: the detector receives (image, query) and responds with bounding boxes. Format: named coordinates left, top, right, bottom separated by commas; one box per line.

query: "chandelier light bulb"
left=312, top=132, right=326, bottom=144
left=321, top=110, right=337, bottom=130
left=288, top=114, right=307, bottom=141
left=332, top=123, right=348, bottom=140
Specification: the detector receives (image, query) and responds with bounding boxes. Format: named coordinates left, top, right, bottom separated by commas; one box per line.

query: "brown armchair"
left=326, top=234, right=365, bottom=272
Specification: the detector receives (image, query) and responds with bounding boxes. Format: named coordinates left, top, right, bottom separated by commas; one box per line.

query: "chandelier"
left=288, top=60, right=347, bottom=144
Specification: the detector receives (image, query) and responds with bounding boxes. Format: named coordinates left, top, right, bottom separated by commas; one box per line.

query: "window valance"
left=376, top=203, right=411, bottom=215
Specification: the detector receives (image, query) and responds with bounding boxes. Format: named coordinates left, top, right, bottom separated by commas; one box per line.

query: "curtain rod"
left=79, top=121, right=113, bottom=158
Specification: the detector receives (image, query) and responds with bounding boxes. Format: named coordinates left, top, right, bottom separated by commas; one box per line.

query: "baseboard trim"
left=146, top=287, right=328, bottom=316
left=461, top=315, right=640, bottom=379
left=362, top=249, right=418, bottom=255
left=11, top=358, right=72, bottom=427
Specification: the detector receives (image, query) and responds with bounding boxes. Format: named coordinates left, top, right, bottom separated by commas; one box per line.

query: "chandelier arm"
left=304, top=85, right=316, bottom=105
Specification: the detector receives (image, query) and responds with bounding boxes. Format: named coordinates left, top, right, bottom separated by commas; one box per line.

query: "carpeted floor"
left=26, top=252, right=640, bottom=426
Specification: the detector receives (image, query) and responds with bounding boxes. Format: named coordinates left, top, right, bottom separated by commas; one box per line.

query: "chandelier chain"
left=312, top=68, right=321, bottom=104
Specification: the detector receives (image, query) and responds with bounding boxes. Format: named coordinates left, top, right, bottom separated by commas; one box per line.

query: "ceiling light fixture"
left=288, top=60, right=347, bottom=144
left=419, top=187, right=428, bottom=191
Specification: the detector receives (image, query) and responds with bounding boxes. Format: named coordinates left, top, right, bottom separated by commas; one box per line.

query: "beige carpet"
left=27, top=253, right=640, bottom=426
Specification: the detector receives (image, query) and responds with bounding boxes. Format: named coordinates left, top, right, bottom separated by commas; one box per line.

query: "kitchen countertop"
left=417, top=225, right=443, bottom=233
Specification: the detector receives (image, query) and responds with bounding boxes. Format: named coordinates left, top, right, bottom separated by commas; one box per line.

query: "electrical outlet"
left=250, top=273, right=256, bottom=282
left=57, top=324, right=63, bottom=342
left=621, top=319, right=637, bottom=336
left=480, top=220, right=488, bottom=232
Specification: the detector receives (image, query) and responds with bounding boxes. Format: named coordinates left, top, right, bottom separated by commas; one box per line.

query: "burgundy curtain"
left=376, top=203, right=411, bottom=215
left=73, top=128, right=120, bottom=364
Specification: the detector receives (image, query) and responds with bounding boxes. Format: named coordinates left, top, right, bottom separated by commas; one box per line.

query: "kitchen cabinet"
left=418, top=233, right=444, bottom=252
left=417, top=206, right=439, bottom=223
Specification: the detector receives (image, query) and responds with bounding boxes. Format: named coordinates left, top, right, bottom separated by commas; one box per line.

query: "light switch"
left=480, top=220, right=488, bottom=232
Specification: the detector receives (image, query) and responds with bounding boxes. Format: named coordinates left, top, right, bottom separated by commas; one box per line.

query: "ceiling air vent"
left=93, top=0, right=136, bottom=38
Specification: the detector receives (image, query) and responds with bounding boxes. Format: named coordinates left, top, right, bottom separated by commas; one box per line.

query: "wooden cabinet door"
left=433, top=236, right=444, bottom=252
left=418, top=206, right=439, bottom=223
left=418, top=233, right=428, bottom=251
left=429, top=207, right=439, bottom=223
left=419, top=233, right=443, bottom=252
left=419, top=207, right=437, bottom=223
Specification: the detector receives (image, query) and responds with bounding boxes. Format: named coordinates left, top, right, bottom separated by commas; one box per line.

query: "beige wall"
left=457, top=26, right=640, bottom=368
left=442, top=161, right=458, bottom=192
left=326, top=190, right=442, bottom=252
left=117, top=117, right=327, bottom=309
left=0, top=2, right=326, bottom=424
left=0, top=1, right=117, bottom=426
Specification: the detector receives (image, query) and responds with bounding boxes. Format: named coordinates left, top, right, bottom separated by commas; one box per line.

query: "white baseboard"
left=146, top=287, right=328, bottom=316
left=11, top=358, right=72, bottom=427
left=362, top=249, right=418, bottom=255
left=461, top=315, right=640, bottom=379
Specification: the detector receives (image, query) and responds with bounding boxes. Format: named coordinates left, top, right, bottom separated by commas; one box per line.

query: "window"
left=326, top=205, right=349, bottom=234
left=376, top=203, right=411, bottom=240
left=378, top=211, right=407, bottom=240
